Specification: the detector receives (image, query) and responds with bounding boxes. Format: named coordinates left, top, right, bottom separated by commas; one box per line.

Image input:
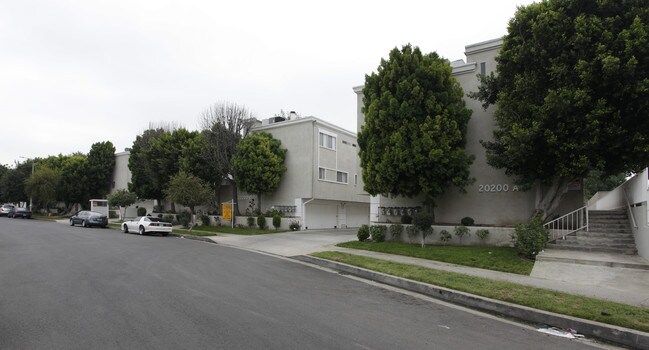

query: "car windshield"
left=88, top=211, right=104, bottom=216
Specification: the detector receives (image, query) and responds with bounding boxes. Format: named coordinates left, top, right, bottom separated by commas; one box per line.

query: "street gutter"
left=293, top=255, right=649, bottom=350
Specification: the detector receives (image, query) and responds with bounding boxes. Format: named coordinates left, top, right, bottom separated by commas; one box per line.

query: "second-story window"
left=319, top=132, right=336, bottom=150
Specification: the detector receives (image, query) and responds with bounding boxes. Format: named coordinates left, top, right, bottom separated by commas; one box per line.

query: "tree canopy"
left=86, top=141, right=116, bottom=199
left=164, top=171, right=212, bottom=221
left=108, top=189, right=138, bottom=219
left=358, top=44, right=474, bottom=213
left=232, top=132, right=287, bottom=212
left=473, top=0, right=649, bottom=218
left=25, top=166, right=61, bottom=211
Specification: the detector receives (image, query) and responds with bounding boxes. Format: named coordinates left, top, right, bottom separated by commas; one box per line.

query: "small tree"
left=233, top=132, right=287, bottom=212
left=164, top=171, right=212, bottom=229
left=107, top=189, right=138, bottom=221
left=413, top=212, right=433, bottom=248
left=454, top=225, right=470, bottom=245
left=272, top=214, right=281, bottom=230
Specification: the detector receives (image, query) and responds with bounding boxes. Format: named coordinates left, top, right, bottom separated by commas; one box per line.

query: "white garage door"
left=306, top=203, right=338, bottom=229
left=346, top=205, right=369, bottom=228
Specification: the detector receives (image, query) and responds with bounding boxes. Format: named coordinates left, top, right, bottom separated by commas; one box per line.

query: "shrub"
left=266, top=209, right=283, bottom=218
left=247, top=216, right=256, bottom=228
left=137, top=207, right=147, bottom=216
left=461, top=217, right=475, bottom=226
left=420, top=227, right=434, bottom=248
left=439, top=230, right=452, bottom=245
left=236, top=224, right=246, bottom=229
left=389, top=224, right=404, bottom=241
left=513, top=219, right=549, bottom=259
left=454, top=225, right=470, bottom=244
left=272, top=214, right=282, bottom=230
left=413, top=212, right=433, bottom=231
left=200, top=214, right=211, bottom=226
left=109, top=211, right=119, bottom=219
left=289, top=220, right=301, bottom=231
left=406, top=225, right=419, bottom=243
left=369, top=225, right=387, bottom=242
left=357, top=225, right=370, bottom=241
left=177, top=211, right=191, bottom=228
left=476, top=229, right=490, bottom=244
left=162, top=214, right=175, bottom=224
left=257, top=214, right=266, bottom=230
left=401, top=215, right=413, bottom=224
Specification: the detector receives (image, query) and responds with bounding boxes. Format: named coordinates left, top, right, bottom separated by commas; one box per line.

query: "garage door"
left=306, top=203, right=338, bottom=229
left=346, top=205, right=369, bottom=228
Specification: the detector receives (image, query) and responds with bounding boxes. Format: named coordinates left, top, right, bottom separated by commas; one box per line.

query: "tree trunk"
left=535, top=177, right=573, bottom=221
left=189, top=206, right=195, bottom=230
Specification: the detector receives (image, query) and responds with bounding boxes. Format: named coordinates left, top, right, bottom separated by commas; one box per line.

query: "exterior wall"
left=589, top=168, right=649, bottom=259
left=247, top=117, right=370, bottom=229
left=110, top=151, right=131, bottom=194
left=354, top=38, right=582, bottom=226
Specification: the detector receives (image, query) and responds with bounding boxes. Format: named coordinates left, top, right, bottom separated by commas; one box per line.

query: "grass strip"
left=337, top=241, right=533, bottom=275
left=184, top=225, right=287, bottom=235
left=173, top=228, right=217, bottom=236
left=311, top=251, right=649, bottom=332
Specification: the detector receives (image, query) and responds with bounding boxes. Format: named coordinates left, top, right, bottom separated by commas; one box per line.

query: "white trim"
left=317, top=166, right=348, bottom=185
left=465, top=37, right=504, bottom=55
left=451, top=62, right=477, bottom=75
left=253, top=116, right=357, bottom=138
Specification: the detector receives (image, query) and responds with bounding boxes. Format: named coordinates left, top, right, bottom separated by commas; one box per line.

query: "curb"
left=294, top=255, right=649, bottom=350
left=169, top=233, right=217, bottom=244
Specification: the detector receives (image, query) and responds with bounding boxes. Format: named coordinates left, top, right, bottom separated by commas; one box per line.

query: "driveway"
left=207, top=228, right=357, bottom=256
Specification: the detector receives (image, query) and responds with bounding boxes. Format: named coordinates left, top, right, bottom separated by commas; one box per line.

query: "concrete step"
left=562, top=236, right=636, bottom=244
left=552, top=239, right=637, bottom=250
left=575, top=231, right=634, bottom=238
left=536, top=249, right=649, bottom=270
left=548, top=243, right=637, bottom=255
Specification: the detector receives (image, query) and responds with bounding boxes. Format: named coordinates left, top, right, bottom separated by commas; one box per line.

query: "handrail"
left=622, top=188, right=638, bottom=228
left=543, top=206, right=588, bottom=242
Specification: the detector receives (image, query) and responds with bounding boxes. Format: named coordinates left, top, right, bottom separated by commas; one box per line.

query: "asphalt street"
left=0, top=218, right=613, bottom=349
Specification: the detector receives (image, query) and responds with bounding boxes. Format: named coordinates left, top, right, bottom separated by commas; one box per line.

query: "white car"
left=121, top=216, right=172, bottom=236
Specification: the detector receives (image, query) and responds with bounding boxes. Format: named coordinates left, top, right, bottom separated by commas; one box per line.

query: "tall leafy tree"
left=87, top=141, right=116, bottom=199
left=0, top=164, right=8, bottom=203
left=472, top=0, right=649, bottom=219
left=232, top=132, right=287, bottom=212
left=199, top=102, right=256, bottom=214
left=358, top=44, right=473, bottom=217
left=58, top=155, right=90, bottom=211
left=0, top=161, right=32, bottom=204
left=128, top=128, right=167, bottom=204
left=25, top=166, right=61, bottom=212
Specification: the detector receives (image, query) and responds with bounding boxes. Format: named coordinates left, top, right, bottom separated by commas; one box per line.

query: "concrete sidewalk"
left=207, top=230, right=649, bottom=308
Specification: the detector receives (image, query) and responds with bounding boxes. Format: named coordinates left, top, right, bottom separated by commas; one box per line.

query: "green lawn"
left=177, top=225, right=288, bottom=235
left=337, top=241, right=534, bottom=275
left=312, top=251, right=649, bottom=332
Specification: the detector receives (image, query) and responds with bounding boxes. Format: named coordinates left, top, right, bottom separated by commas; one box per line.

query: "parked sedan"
left=121, top=216, right=172, bottom=236
left=0, top=204, right=15, bottom=217
left=8, top=207, right=31, bottom=219
left=70, top=210, right=108, bottom=228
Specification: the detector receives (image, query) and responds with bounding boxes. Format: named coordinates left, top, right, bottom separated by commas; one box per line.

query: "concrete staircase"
left=548, top=210, right=638, bottom=255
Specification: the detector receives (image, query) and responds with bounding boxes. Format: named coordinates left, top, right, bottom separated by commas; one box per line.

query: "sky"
left=0, top=0, right=535, bottom=167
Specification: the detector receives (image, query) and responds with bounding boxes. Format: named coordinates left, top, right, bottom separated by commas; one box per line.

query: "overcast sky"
left=0, top=0, right=535, bottom=167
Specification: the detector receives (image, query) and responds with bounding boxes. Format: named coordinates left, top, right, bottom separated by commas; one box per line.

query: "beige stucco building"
left=240, top=116, right=370, bottom=229
left=354, top=38, right=583, bottom=226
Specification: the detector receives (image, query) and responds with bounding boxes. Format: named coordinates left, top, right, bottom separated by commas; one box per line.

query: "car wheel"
left=122, top=224, right=129, bottom=233
left=138, top=226, right=145, bottom=235
left=70, top=219, right=75, bottom=226
left=82, top=220, right=88, bottom=228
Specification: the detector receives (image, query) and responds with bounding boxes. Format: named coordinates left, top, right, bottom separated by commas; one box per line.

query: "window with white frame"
left=319, top=132, right=336, bottom=150
left=337, top=171, right=348, bottom=184
left=319, top=167, right=326, bottom=180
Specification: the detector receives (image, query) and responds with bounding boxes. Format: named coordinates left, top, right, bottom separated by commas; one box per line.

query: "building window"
left=480, top=62, right=486, bottom=75
left=337, top=171, right=348, bottom=184
left=354, top=174, right=358, bottom=185
left=319, top=167, right=326, bottom=180
left=319, top=132, right=336, bottom=150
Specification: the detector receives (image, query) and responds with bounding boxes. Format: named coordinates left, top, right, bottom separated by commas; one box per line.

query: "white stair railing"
left=543, top=206, right=588, bottom=242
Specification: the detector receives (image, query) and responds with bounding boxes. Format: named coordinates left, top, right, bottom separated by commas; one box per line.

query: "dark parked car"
left=69, top=211, right=108, bottom=228
left=1, top=204, right=15, bottom=217
left=8, top=207, right=31, bottom=219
